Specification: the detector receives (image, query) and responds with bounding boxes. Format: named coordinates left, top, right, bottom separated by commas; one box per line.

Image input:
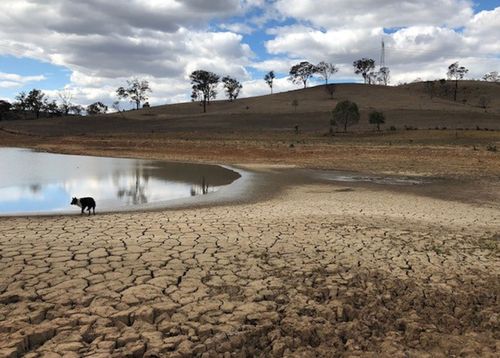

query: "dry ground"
left=0, top=180, right=499, bottom=357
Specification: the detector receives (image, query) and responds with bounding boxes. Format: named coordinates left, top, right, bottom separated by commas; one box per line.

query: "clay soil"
left=0, top=83, right=499, bottom=357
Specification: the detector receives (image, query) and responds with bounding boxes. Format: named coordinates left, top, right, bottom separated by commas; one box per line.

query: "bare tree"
left=58, top=90, right=74, bottom=115
left=377, top=67, right=390, bottom=86
left=264, top=71, right=275, bottom=94
left=315, top=62, right=338, bottom=85
left=447, top=62, right=468, bottom=101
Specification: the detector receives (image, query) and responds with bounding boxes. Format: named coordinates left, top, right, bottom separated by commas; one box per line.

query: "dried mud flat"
left=0, top=182, right=499, bottom=357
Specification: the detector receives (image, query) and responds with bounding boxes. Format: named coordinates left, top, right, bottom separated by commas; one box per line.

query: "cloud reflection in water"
left=0, top=148, right=240, bottom=214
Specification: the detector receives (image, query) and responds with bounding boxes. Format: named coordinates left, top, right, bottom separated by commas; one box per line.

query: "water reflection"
left=190, top=177, right=211, bottom=197
left=116, top=168, right=150, bottom=205
left=0, top=148, right=240, bottom=214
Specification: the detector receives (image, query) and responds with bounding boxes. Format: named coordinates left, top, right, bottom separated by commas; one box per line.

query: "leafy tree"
left=86, top=102, right=108, bottom=115
left=353, top=58, right=375, bottom=84
left=291, top=99, right=299, bottom=112
left=116, top=78, right=152, bottom=110
left=13, top=92, right=28, bottom=114
left=447, top=62, right=468, bottom=101
left=331, top=100, right=360, bottom=132
left=26, top=89, right=46, bottom=119
left=289, top=61, right=317, bottom=88
left=190, top=70, right=220, bottom=113
left=482, top=71, right=499, bottom=82
left=315, top=61, right=338, bottom=85
left=369, top=110, right=385, bottom=131
left=44, top=100, right=62, bottom=117
left=0, top=100, right=11, bottom=121
left=377, top=67, right=390, bottom=86
left=69, top=105, right=84, bottom=115
left=264, top=71, right=275, bottom=94
left=15, top=89, right=46, bottom=119
left=222, top=76, right=242, bottom=101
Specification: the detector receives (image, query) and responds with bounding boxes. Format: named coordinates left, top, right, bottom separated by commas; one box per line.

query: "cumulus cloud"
left=265, top=3, right=499, bottom=84
left=0, top=72, right=46, bottom=89
left=0, top=0, right=256, bottom=106
left=274, top=0, right=474, bottom=29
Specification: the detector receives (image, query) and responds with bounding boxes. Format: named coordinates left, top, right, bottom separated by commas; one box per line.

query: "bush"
left=389, top=125, right=396, bottom=131
left=368, top=110, right=385, bottom=131
left=331, top=100, right=360, bottom=132
left=486, top=145, right=497, bottom=152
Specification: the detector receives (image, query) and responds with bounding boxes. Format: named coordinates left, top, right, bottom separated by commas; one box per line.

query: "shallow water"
left=317, top=171, right=428, bottom=186
left=0, top=148, right=241, bottom=215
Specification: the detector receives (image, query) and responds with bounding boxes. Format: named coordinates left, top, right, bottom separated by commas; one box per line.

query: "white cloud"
left=274, top=0, right=474, bottom=29
left=239, top=77, right=298, bottom=98
left=0, top=0, right=255, bottom=105
left=264, top=4, right=500, bottom=84
left=0, top=72, right=46, bottom=89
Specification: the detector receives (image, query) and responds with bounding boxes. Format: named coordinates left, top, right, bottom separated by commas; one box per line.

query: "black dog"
left=71, top=197, right=96, bottom=215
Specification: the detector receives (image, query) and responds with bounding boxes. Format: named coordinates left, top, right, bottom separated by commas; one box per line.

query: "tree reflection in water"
left=190, top=177, right=210, bottom=197
left=29, top=184, right=42, bottom=194
left=116, top=167, right=150, bottom=205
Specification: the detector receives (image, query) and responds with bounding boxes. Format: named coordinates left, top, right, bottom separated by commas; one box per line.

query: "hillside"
left=1, top=81, right=499, bottom=138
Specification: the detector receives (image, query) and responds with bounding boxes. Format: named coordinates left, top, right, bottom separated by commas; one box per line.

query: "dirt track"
left=1, top=181, right=498, bottom=357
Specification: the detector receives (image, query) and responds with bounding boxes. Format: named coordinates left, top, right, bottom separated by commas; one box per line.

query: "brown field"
left=0, top=82, right=499, bottom=357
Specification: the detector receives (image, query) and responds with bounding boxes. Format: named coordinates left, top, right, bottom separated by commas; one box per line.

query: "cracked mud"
left=0, top=183, right=499, bottom=357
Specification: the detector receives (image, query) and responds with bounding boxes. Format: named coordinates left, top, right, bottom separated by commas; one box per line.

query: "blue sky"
left=0, top=0, right=498, bottom=108
left=0, top=56, right=70, bottom=99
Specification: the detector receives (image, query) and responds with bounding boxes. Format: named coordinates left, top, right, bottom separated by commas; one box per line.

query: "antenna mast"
left=380, top=39, right=386, bottom=69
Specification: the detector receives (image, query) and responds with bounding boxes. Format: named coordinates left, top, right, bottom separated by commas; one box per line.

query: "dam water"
left=0, top=148, right=241, bottom=215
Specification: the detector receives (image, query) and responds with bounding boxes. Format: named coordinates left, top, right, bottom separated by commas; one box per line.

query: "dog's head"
left=70, top=197, right=78, bottom=205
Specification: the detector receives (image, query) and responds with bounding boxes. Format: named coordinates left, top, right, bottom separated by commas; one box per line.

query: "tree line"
left=1, top=59, right=498, bottom=120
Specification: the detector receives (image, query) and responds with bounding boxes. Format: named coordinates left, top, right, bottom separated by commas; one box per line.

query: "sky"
left=0, top=0, right=499, bottom=109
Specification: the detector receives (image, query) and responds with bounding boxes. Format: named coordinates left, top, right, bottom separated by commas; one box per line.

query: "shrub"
left=368, top=110, right=385, bottom=131
left=331, top=100, right=360, bottom=132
